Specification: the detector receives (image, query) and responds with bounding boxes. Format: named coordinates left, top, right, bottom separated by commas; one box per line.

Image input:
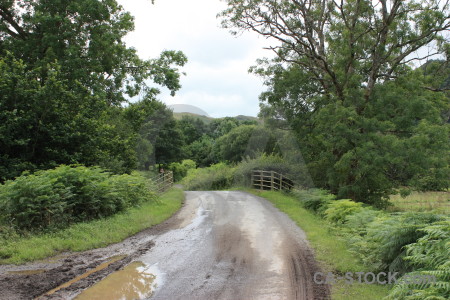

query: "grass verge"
left=0, top=188, right=183, bottom=265
left=244, top=189, right=391, bottom=300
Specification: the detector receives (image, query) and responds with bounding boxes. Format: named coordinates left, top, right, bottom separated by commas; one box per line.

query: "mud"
left=0, top=196, right=187, bottom=300
left=0, top=191, right=330, bottom=300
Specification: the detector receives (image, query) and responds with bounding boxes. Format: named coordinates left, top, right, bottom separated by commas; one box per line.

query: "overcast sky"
left=118, top=0, right=273, bottom=118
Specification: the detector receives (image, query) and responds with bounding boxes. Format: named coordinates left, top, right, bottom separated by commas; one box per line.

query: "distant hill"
left=168, top=104, right=209, bottom=117
left=173, top=112, right=214, bottom=124
left=234, top=115, right=259, bottom=122
left=169, top=104, right=259, bottom=124
left=172, top=112, right=259, bottom=125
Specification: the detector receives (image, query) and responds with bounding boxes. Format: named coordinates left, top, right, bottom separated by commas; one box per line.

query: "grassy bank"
left=0, top=188, right=183, bottom=264
left=245, top=189, right=391, bottom=300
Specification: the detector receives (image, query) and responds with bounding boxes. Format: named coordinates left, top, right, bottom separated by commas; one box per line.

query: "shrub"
left=0, top=165, right=156, bottom=231
left=324, top=199, right=363, bottom=224
left=293, top=189, right=335, bottom=215
left=168, top=159, right=196, bottom=182
left=182, top=163, right=236, bottom=190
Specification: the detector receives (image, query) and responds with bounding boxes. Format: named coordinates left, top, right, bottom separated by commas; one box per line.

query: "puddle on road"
left=38, top=255, right=126, bottom=299
left=74, top=261, right=163, bottom=300
left=8, top=269, right=46, bottom=275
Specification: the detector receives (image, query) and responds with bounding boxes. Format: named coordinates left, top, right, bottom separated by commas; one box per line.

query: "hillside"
left=172, top=112, right=259, bottom=124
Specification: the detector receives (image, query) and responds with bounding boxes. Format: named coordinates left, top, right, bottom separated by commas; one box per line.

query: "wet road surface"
left=86, top=191, right=328, bottom=300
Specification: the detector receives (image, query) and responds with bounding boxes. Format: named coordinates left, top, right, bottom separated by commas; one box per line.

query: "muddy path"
left=0, top=191, right=330, bottom=300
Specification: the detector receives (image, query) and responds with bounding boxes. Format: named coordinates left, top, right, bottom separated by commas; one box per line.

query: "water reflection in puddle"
left=75, top=261, right=163, bottom=300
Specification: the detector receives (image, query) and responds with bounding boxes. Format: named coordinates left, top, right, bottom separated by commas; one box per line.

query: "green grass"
left=389, top=191, right=449, bottom=214
left=245, top=189, right=391, bottom=300
left=0, top=188, right=183, bottom=264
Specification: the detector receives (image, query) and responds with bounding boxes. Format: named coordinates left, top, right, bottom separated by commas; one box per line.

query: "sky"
left=118, top=0, right=273, bottom=118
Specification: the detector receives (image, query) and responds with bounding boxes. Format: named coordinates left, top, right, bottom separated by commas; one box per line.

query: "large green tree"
left=221, top=0, right=450, bottom=205
left=0, top=0, right=187, bottom=180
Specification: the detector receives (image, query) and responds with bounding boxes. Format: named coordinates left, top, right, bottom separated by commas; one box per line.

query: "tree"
left=221, top=0, right=450, bottom=205
left=124, top=97, right=183, bottom=170
left=221, top=0, right=449, bottom=102
left=0, top=0, right=187, bottom=102
left=214, top=125, right=279, bottom=163
left=0, top=0, right=187, bottom=179
left=185, top=135, right=215, bottom=167
left=178, top=116, right=208, bottom=145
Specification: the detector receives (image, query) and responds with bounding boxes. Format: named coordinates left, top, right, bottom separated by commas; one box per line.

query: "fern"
left=385, top=220, right=450, bottom=300
left=351, top=212, right=444, bottom=273
left=324, top=199, right=363, bottom=224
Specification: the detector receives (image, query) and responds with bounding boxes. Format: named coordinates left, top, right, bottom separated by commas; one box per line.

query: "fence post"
left=270, top=171, right=274, bottom=190
left=260, top=171, right=263, bottom=190
left=251, top=171, right=255, bottom=189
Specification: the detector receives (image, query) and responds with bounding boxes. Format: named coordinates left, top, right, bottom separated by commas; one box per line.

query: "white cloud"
left=118, top=0, right=273, bottom=117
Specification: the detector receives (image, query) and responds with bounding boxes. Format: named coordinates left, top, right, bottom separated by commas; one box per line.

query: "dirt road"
left=0, top=191, right=330, bottom=299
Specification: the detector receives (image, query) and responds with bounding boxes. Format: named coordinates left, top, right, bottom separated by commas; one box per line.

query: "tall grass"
left=389, top=191, right=449, bottom=214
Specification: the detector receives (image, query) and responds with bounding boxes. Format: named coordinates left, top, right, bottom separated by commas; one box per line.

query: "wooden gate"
left=251, top=170, right=294, bottom=191
left=152, top=171, right=174, bottom=193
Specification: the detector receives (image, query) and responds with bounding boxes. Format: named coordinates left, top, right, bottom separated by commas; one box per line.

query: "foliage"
left=178, top=116, right=208, bottom=145
left=213, top=125, right=279, bottom=163
left=0, top=188, right=183, bottom=264
left=208, top=117, right=256, bottom=139
left=293, top=189, right=336, bottom=215
left=0, top=0, right=187, bottom=101
left=221, top=0, right=450, bottom=207
left=182, top=163, right=236, bottom=191
left=168, top=159, right=196, bottom=182
left=343, top=207, right=384, bottom=236
left=221, top=0, right=449, bottom=100
left=0, top=0, right=187, bottom=180
left=386, top=220, right=450, bottom=299
left=183, top=135, right=215, bottom=167
left=324, top=199, right=363, bottom=224
left=285, top=186, right=447, bottom=299
left=0, top=165, right=156, bottom=232
left=349, top=212, right=444, bottom=274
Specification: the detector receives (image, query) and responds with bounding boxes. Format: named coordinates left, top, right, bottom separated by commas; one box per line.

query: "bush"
left=0, top=165, right=156, bottom=232
left=324, top=199, right=363, bottom=224
left=293, top=189, right=335, bottom=215
left=182, top=163, right=236, bottom=190
left=168, top=159, right=196, bottom=182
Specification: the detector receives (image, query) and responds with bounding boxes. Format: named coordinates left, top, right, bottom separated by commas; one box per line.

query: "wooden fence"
left=251, top=170, right=294, bottom=191
left=152, top=171, right=174, bottom=193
